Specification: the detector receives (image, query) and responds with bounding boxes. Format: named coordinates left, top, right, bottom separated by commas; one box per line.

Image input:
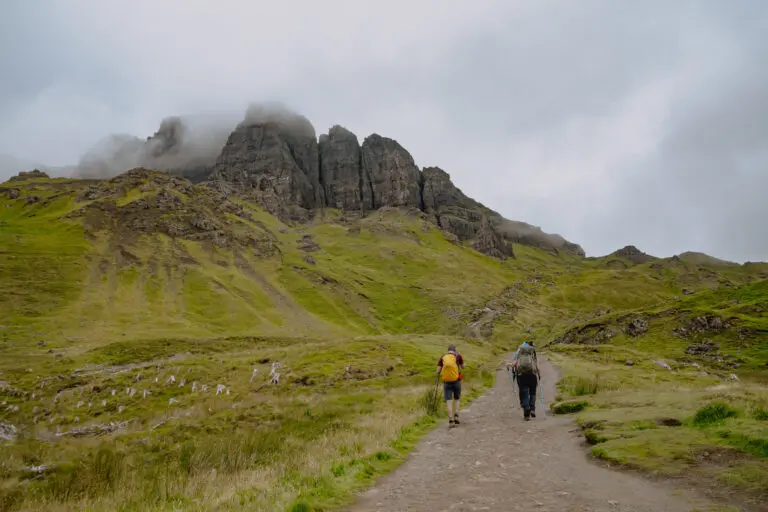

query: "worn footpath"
left=346, top=359, right=722, bottom=512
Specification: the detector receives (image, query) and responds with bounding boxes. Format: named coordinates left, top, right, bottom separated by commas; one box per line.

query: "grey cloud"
left=1, top=0, right=766, bottom=262
left=570, top=6, right=768, bottom=262
left=76, top=112, right=239, bottom=179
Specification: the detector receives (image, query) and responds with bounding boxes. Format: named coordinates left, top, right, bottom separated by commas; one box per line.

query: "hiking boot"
left=448, top=418, right=454, bottom=426
left=524, top=410, right=531, bottom=420
left=453, top=414, right=460, bottom=425
left=531, top=411, right=536, bottom=418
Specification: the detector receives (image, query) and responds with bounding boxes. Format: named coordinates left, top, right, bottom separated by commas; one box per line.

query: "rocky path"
left=346, top=359, right=719, bottom=512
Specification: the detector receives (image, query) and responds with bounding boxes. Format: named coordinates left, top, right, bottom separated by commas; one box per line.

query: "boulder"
left=625, top=317, right=649, bottom=337
left=685, top=340, right=720, bottom=355
left=297, top=234, right=321, bottom=252
left=5, top=188, right=20, bottom=200
left=0, top=422, right=17, bottom=442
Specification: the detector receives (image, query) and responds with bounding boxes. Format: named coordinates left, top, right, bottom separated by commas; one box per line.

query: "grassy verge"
left=0, top=335, right=497, bottom=511
left=547, top=345, right=768, bottom=506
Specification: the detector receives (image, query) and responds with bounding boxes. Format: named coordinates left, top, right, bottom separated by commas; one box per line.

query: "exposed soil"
left=346, top=359, right=722, bottom=512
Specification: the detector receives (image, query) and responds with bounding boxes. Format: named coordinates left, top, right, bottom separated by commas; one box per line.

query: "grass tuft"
left=752, top=407, right=768, bottom=421
left=552, top=400, right=589, bottom=414
left=420, top=377, right=442, bottom=416
left=693, top=402, right=739, bottom=426
left=584, top=429, right=608, bottom=445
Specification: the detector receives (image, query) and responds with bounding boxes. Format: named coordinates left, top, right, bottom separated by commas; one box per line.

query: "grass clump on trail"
left=551, top=400, right=590, bottom=415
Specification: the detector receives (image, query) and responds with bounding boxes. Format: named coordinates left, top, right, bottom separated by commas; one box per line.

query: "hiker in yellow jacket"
left=437, top=344, right=465, bottom=425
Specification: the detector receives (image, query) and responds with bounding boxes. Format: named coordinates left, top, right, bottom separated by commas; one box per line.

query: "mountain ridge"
left=56, top=104, right=585, bottom=259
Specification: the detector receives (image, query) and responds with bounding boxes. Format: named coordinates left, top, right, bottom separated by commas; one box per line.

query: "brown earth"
left=345, top=359, right=722, bottom=512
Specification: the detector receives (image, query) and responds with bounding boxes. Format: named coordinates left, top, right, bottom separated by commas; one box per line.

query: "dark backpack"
left=517, top=344, right=536, bottom=375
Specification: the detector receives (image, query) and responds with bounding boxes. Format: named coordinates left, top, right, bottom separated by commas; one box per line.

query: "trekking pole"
left=538, top=378, right=545, bottom=411
left=509, top=368, right=517, bottom=409
left=430, top=374, right=441, bottom=415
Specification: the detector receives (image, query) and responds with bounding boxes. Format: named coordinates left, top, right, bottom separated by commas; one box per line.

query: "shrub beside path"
left=345, top=358, right=719, bottom=512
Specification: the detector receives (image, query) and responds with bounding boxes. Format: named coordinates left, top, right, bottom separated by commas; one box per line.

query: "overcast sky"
left=1, top=0, right=766, bottom=262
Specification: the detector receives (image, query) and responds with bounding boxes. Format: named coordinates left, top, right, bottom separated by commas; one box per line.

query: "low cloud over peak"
left=1, top=0, right=767, bottom=262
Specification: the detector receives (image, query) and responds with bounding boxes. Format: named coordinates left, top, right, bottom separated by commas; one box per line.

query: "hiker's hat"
left=448, top=344, right=456, bottom=352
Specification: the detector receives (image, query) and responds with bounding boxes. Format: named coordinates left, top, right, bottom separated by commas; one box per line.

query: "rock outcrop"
left=9, top=169, right=50, bottom=182
left=146, top=117, right=186, bottom=159
left=685, top=340, right=720, bottom=355
left=610, top=245, right=656, bottom=264
left=672, top=315, right=731, bottom=338
left=625, top=317, right=649, bottom=337
left=361, top=135, right=421, bottom=209
left=492, top=218, right=585, bottom=257
left=69, top=169, right=277, bottom=254
left=318, top=126, right=365, bottom=211
left=470, top=216, right=514, bottom=260
left=204, top=109, right=582, bottom=258
left=422, top=167, right=486, bottom=241
left=207, top=106, right=322, bottom=221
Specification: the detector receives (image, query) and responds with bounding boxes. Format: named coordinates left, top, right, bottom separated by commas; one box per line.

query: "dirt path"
left=346, top=359, right=719, bottom=512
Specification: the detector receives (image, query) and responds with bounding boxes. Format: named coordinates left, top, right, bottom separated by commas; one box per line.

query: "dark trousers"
left=517, top=373, right=538, bottom=413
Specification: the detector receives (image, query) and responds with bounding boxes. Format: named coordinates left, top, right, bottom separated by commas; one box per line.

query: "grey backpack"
left=517, top=345, right=536, bottom=375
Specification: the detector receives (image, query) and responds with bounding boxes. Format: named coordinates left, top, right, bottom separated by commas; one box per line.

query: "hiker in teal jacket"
left=512, top=342, right=540, bottom=420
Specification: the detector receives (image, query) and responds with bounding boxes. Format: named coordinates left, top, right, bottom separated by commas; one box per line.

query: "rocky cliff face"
left=361, top=135, right=422, bottom=210
left=200, top=106, right=585, bottom=258
left=318, top=126, right=365, bottom=211
left=207, top=106, right=321, bottom=221
left=422, top=167, right=487, bottom=241
left=470, top=216, right=515, bottom=260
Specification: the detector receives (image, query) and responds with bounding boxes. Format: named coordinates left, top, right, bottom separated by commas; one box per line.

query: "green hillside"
left=1, top=170, right=766, bottom=510
left=547, top=280, right=768, bottom=507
